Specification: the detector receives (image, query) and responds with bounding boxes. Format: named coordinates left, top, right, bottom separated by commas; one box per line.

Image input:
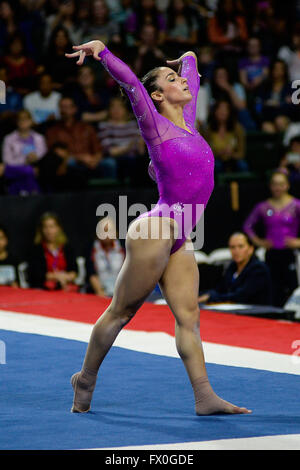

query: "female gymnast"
left=65, top=40, right=252, bottom=415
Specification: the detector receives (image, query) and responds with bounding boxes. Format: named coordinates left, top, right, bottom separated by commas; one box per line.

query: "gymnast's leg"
left=71, top=217, right=175, bottom=412
left=159, top=239, right=252, bottom=415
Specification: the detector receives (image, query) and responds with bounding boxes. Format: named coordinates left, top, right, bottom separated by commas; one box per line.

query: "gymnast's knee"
left=177, top=307, right=200, bottom=331
left=106, top=302, right=139, bottom=327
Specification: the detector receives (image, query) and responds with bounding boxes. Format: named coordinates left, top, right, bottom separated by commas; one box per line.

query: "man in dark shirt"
left=198, top=232, right=273, bottom=305
left=46, top=96, right=116, bottom=185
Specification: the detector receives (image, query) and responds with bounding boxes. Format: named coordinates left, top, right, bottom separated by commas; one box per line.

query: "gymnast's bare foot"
left=70, top=369, right=97, bottom=413
left=193, top=376, right=252, bottom=416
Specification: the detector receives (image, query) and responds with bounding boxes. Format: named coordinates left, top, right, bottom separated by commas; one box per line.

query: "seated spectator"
left=44, top=0, right=83, bottom=48
left=207, top=0, right=248, bottom=61
left=0, top=224, right=19, bottom=287
left=28, top=212, right=78, bottom=291
left=111, top=0, right=134, bottom=32
left=98, top=96, right=146, bottom=183
left=278, top=25, right=300, bottom=83
left=0, top=1, right=18, bottom=55
left=82, top=0, right=121, bottom=45
left=0, top=65, right=23, bottom=140
left=43, top=26, right=78, bottom=90
left=238, top=37, right=270, bottom=97
left=250, top=0, right=291, bottom=56
left=46, top=96, right=115, bottom=183
left=23, top=73, right=61, bottom=126
left=283, top=121, right=300, bottom=147
left=197, top=45, right=217, bottom=84
left=133, top=24, right=166, bottom=78
left=203, top=100, right=248, bottom=174
left=279, top=135, right=300, bottom=186
left=164, top=0, right=200, bottom=55
left=66, top=65, right=109, bottom=124
left=86, top=216, right=125, bottom=296
left=206, top=66, right=256, bottom=130
left=243, top=169, right=300, bottom=306
left=125, top=0, right=166, bottom=47
left=46, top=97, right=115, bottom=179
left=258, top=60, right=293, bottom=130
left=198, top=232, right=272, bottom=305
left=0, top=32, right=37, bottom=96
left=36, top=141, right=76, bottom=193
left=2, top=110, right=47, bottom=195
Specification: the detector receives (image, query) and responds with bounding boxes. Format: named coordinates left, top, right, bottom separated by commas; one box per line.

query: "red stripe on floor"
left=0, top=287, right=299, bottom=355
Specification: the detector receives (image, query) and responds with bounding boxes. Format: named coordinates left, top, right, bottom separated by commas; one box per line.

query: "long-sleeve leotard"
left=98, top=47, right=214, bottom=254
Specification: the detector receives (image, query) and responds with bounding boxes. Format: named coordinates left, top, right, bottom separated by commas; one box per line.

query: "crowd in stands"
left=0, top=0, right=300, bottom=193
left=1, top=0, right=300, bottom=309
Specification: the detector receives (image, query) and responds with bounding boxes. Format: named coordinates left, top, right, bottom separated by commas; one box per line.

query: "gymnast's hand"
left=166, top=51, right=201, bottom=75
left=65, top=40, right=106, bottom=65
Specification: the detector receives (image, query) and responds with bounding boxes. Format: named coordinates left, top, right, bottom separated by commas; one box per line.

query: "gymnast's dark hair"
left=119, top=67, right=164, bottom=109
left=140, top=67, right=163, bottom=108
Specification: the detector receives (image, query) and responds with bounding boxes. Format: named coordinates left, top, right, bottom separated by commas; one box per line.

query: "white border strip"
left=0, top=309, right=300, bottom=375
left=96, top=434, right=300, bottom=450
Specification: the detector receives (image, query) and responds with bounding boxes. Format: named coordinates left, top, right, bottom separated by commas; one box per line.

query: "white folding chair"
left=18, top=262, right=29, bottom=288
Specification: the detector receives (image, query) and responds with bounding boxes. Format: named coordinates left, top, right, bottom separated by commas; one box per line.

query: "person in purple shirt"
left=239, top=37, right=269, bottom=96
left=1, top=109, right=47, bottom=195
left=243, top=169, right=300, bottom=306
left=65, top=39, right=251, bottom=416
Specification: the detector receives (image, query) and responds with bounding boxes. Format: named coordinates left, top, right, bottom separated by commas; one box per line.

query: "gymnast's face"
left=152, top=67, right=192, bottom=107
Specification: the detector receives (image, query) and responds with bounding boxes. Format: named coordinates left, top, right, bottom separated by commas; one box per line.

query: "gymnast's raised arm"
left=167, top=51, right=201, bottom=128
left=65, top=40, right=166, bottom=142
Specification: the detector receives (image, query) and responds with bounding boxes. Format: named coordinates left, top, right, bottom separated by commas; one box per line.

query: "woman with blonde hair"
left=28, top=212, right=78, bottom=291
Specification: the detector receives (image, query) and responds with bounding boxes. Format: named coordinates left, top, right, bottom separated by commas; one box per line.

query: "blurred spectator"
left=0, top=224, right=19, bottom=287
left=0, top=65, right=23, bottom=140
left=238, top=37, right=270, bottom=96
left=98, top=96, right=145, bottom=183
left=283, top=120, right=300, bottom=147
left=197, top=45, right=217, bottom=84
left=28, top=212, right=78, bottom=291
left=44, top=0, right=83, bottom=48
left=133, top=24, right=166, bottom=78
left=257, top=60, right=293, bottom=131
left=81, top=0, right=121, bottom=45
left=43, top=26, right=77, bottom=89
left=36, top=141, right=75, bottom=193
left=66, top=65, right=109, bottom=123
left=250, top=0, right=287, bottom=55
left=46, top=96, right=115, bottom=183
left=198, top=231, right=272, bottom=305
left=243, top=169, right=300, bottom=306
left=23, top=73, right=61, bottom=126
left=278, top=25, right=300, bottom=82
left=279, top=135, right=300, bottom=186
left=206, top=65, right=256, bottom=130
left=203, top=100, right=248, bottom=174
left=0, top=1, right=18, bottom=54
left=164, top=0, right=200, bottom=55
left=125, top=0, right=166, bottom=47
left=86, top=216, right=125, bottom=296
left=15, top=0, right=46, bottom=61
left=111, top=0, right=133, bottom=29
left=0, top=32, right=37, bottom=95
left=207, top=0, right=248, bottom=60
left=2, top=110, right=47, bottom=195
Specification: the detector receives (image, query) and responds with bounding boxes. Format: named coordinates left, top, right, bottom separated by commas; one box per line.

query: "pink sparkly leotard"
left=99, top=47, right=215, bottom=254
